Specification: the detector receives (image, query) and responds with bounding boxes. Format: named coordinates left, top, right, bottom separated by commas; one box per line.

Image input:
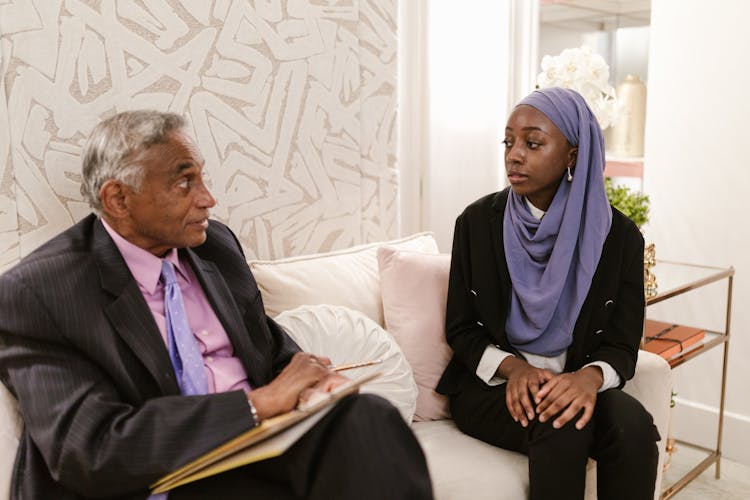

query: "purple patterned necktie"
left=160, top=260, right=208, bottom=396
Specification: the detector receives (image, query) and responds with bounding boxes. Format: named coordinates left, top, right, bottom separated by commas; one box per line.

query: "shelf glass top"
left=646, top=260, right=734, bottom=306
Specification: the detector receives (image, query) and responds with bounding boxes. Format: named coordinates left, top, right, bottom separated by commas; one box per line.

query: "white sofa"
left=0, top=233, right=672, bottom=499
left=249, top=232, right=673, bottom=500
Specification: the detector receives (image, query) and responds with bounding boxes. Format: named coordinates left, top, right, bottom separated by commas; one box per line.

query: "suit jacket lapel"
left=490, top=191, right=512, bottom=292
left=92, top=220, right=180, bottom=395
left=183, top=249, right=268, bottom=388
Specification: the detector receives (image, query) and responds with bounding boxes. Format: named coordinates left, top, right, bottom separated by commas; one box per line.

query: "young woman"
left=436, top=87, right=660, bottom=500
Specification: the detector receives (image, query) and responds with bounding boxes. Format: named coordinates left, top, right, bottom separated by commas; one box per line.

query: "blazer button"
left=595, top=329, right=604, bottom=335
left=585, top=354, right=591, bottom=359
left=605, top=299, right=614, bottom=308
left=470, top=290, right=478, bottom=296
left=476, top=321, right=484, bottom=327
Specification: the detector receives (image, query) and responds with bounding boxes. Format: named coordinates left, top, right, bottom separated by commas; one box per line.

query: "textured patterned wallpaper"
left=0, top=0, right=398, bottom=271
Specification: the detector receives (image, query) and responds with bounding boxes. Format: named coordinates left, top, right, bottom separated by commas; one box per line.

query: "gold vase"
left=606, top=75, right=647, bottom=157
left=644, top=242, right=657, bottom=297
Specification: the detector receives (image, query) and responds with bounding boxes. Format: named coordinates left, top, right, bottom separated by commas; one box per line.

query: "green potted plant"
left=604, top=178, right=650, bottom=228
left=605, top=178, right=656, bottom=295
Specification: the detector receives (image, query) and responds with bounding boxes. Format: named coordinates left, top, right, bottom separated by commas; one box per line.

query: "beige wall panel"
left=0, top=0, right=398, bottom=268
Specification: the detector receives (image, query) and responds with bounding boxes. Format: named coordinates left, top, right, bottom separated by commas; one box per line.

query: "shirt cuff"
left=583, top=361, right=621, bottom=392
left=477, top=345, right=513, bottom=386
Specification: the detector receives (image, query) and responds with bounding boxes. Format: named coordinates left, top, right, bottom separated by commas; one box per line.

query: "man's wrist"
left=247, top=395, right=261, bottom=427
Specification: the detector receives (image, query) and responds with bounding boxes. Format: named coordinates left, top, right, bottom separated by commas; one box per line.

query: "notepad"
left=151, top=371, right=381, bottom=493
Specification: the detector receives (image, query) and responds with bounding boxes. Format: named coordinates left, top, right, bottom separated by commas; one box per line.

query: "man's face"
left=120, top=131, right=216, bottom=256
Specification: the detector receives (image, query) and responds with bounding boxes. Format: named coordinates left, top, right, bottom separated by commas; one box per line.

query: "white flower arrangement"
left=536, top=46, right=619, bottom=129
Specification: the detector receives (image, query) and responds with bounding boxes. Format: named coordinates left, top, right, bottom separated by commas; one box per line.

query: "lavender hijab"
left=503, top=87, right=612, bottom=356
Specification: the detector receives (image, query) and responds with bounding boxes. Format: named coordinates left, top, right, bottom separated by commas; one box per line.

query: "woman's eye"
left=527, top=141, right=540, bottom=150
left=502, top=139, right=512, bottom=148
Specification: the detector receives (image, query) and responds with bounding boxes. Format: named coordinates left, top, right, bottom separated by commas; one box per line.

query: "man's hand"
left=498, top=356, right=555, bottom=427
left=246, top=352, right=340, bottom=421
left=298, top=371, right=351, bottom=407
left=534, top=366, right=603, bottom=430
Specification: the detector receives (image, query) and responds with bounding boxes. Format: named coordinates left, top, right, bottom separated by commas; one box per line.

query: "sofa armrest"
left=623, top=350, right=672, bottom=499
left=624, top=350, right=672, bottom=439
left=0, top=382, right=21, bottom=500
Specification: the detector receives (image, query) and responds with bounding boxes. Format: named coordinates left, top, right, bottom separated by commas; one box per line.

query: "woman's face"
left=503, top=105, right=577, bottom=211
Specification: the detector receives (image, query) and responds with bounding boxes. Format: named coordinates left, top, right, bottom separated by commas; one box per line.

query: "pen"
left=331, top=359, right=383, bottom=372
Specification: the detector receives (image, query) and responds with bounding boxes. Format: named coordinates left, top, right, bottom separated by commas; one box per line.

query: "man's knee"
left=337, top=393, right=405, bottom=425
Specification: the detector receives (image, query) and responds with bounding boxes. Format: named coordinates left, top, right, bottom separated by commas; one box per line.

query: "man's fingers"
left=314, top=355, right=333, bottom=367
left=298, top=387, right=320, bottom=403
left=315, top=373, right=349, bottom=392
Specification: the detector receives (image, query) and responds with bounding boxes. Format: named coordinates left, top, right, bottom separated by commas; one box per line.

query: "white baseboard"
left=670, top=397, right=750, bottom=467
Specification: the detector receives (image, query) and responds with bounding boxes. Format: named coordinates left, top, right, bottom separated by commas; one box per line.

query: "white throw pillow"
left=0, top=382, right=21, bottom=499
left=249, top=232, right=439, bottom=326
left=275, top=304, right=418, bottom=423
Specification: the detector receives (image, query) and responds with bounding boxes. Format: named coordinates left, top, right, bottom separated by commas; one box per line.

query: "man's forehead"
left=146, top=131, right=205, bottom=168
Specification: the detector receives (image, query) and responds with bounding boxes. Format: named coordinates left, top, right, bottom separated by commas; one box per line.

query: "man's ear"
left=567, top=147, right=578, bottom=168
left=99, top=180, right=130, bottom=219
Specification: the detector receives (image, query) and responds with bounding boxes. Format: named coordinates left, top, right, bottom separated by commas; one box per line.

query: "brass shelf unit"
left=645, top=260, right=734, bottom=500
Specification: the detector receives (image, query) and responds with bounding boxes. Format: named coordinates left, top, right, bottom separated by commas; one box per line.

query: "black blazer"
left=436, top=188, right=645, bottom=396
left=0, top=215, right=300, bottom=499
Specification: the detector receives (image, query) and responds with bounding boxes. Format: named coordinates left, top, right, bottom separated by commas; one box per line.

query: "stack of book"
left=642, top=319, right=705, bottom=360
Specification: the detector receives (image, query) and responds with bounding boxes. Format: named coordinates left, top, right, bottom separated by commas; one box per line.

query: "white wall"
left=0, top=1, right=399, bottom=266
left=423, top=1, right=510, bottom=251
left=538, top=25, right=611, bottom=73
left=645, top=0, right=750, bottom=466
left=614, top=26, right=650, bottom=83
left=398, top=0, right=428, bottom=237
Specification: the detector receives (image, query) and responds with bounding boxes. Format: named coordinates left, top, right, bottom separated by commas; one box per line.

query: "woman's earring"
left=566, top=167, right=573, bottom=182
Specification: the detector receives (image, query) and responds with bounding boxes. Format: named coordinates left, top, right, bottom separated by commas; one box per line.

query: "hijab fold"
left=503, top=87, right=612, bottom=356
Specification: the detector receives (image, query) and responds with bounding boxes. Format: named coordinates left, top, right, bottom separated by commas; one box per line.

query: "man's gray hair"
left=80, top=110, right=186, bottom=214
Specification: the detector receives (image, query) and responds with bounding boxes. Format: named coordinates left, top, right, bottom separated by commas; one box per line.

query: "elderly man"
left=0, top=111, right=433, bottom=500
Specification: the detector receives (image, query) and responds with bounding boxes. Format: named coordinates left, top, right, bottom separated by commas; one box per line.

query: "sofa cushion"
left=412, top=419, right=529, bottom=499
left=275, top=304, right=418, bottom=422
left=377, top=247, right=452, bottom=421
left=413, top=419, right=599, bottom=500
left=249, top=232, right=439, bottom=326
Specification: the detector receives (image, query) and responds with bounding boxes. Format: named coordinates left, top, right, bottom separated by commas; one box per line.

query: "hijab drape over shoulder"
left=503, top=87, right=612, bottom=356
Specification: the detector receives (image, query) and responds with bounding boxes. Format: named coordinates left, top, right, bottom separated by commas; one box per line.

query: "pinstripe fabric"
left=0, top=215, right=300, bottom=499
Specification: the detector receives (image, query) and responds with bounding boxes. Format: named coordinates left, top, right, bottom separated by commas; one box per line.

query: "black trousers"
left=172, top=394, right=434, bottom=500
left=450, top=377, right=660, bottom=500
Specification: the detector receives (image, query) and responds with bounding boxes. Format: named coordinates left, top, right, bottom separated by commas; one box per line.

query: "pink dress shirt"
left=102, top=219, right=251, bottom=394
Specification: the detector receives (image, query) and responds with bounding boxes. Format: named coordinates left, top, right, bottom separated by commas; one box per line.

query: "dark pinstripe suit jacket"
left=0, top=215, right=300, bottom=499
